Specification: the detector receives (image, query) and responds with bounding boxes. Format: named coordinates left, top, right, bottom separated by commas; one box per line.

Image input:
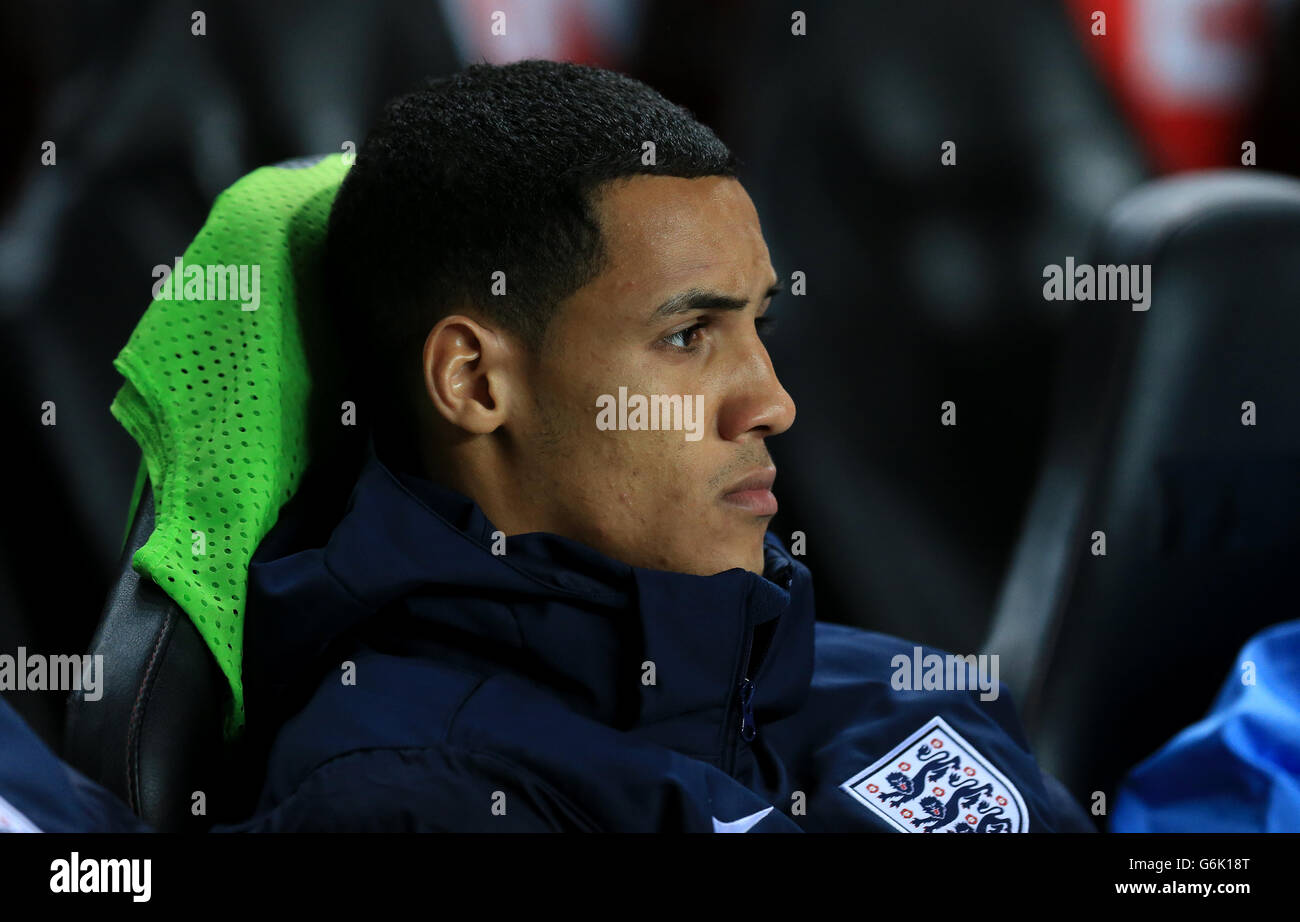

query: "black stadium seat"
left=63, top=481, right=228, bottom=832
left=60, top=153, right=366, bottom=832
left=985, top=170, right=1300, bottom=802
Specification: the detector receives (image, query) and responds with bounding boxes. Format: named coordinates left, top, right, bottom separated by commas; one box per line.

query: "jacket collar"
left=296, top=440, right=816, bottom=759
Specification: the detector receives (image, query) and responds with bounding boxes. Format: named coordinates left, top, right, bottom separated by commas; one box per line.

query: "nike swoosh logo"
left=711, top=806, right=774, bottom=833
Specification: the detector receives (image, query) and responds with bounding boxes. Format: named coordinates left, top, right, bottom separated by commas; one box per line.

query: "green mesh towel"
left=110, top=153, right=351, bottom=739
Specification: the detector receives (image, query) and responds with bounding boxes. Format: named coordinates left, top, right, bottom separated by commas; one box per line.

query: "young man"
left=0, top=60, right=1092, bottom=834
left=218, top=60, right=1092, bottom=833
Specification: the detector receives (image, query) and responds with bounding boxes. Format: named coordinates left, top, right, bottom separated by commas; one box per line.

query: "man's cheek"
left=603, top=437, right=694, bottom=518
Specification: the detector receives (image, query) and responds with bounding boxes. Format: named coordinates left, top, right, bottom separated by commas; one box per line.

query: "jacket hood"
left=242, top=438, right=816, bottom=757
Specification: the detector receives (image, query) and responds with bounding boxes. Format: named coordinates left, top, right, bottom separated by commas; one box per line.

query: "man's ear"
left=421, top=314, right=516, bottom=434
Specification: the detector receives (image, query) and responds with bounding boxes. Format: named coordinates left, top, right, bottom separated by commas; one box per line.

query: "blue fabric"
left=0, top=697, right=148, bottom=833
left=2, top=440, right=1095, bottom=833
left=1112, top=620, right=1300, bottom=833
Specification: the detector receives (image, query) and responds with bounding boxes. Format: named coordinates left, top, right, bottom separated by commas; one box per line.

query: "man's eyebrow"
left=650, top=280, right=784, bottom=321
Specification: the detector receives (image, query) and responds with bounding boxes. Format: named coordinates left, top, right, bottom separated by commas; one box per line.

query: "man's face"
left=512, top=174, right=796, bottom=576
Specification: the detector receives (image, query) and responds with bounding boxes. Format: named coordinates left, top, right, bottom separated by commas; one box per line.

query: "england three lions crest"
left=840, top=716, right=1029, bottom=833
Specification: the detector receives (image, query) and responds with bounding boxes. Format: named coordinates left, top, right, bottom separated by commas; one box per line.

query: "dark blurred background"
left=3, top=0, right=1298, bottom=808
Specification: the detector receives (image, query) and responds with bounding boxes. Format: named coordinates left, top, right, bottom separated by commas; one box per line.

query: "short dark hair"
left=325, top=58, right=739, bottom=457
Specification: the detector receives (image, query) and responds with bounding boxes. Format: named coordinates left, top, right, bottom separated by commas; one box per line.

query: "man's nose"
left=718, top=343, right=796, bottom=442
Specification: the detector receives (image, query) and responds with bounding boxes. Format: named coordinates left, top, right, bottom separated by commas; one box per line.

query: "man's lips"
left=721, top=467, right=778, bottom=516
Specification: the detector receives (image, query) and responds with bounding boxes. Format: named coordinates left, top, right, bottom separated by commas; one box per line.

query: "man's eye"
left=663, top=321, right=707, bottom=350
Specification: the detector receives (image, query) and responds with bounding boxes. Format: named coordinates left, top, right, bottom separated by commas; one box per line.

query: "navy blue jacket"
left=0, top=443, right=1094, bottom=833
left=211, top=443, right=1093, bottom=833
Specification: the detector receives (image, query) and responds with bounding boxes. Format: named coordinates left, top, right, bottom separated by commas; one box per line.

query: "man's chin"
left=613, top=524, right=766, bottom=577
left=703, top=541, right=767, bottom=578
left=642, top=547, right=761, bottom=578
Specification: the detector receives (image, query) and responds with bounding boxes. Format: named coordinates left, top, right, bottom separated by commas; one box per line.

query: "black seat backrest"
left=63, top=480, right=229, bottom=832
left=986, top=170, right=1300, bottom=800
left=61, top=150, right=377, bottom=831
left=64, top=426, right=370, bottom=832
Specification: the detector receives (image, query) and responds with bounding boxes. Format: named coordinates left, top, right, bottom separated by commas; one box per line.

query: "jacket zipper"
left=739, top=677, right=757, bottom=742
left=725, top=627, right=759, bottom=775
left=724, top=576, right=787, bottom=775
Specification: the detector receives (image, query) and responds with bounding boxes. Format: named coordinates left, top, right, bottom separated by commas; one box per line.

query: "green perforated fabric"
left=110, top=153, right=351, bottom=739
